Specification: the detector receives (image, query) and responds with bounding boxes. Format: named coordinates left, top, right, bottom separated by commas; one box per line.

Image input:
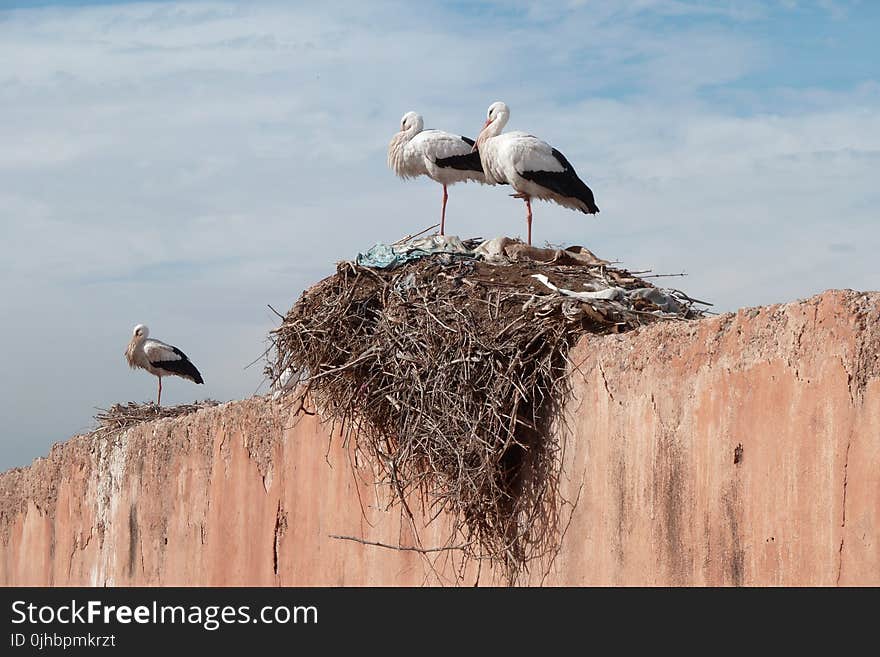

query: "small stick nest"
left=268, top=247, right=706, bottom=580
left=94, top=400, right=221, bottom=437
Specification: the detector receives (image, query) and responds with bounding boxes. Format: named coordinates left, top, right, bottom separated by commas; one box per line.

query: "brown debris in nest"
left=93, top=400, right=221, bottom=437
left=267, top=241, right=707, bottom=582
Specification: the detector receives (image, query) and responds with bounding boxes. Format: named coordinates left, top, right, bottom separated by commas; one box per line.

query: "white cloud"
left=0, top=0, right=877, bottom=469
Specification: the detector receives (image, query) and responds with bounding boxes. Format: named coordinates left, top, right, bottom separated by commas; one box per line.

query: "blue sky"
left=1, top=0, right=878, bottom=470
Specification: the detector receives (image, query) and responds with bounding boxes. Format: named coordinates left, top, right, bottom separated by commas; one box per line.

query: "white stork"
left=125, top=324, right=204, bottom=406
left=388, top=111, right=485, bottom=235
left=474, top=101, right=599, bottom=245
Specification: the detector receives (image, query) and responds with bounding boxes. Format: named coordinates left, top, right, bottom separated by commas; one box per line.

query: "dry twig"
left=328, top=534, right=471, bottom=553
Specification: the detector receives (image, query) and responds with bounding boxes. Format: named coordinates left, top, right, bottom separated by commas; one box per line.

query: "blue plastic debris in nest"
left=355, top=243, right=414, bottom=269
left=356, top=235, right=475, bottom=269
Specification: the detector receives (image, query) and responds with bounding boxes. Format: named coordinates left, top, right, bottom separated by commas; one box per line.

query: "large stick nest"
left=267, top=240, right=706, bottom=580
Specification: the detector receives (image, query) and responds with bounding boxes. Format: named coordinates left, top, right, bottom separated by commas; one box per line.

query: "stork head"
left=486, top=101, right=509, bottom=123
left=475, top=101, right=509, bottom=150
left=399, top=111, right=424, bottom=135
left=132, top=324, right=150, bottom=341
left=389, top=112, right=424, bottom=171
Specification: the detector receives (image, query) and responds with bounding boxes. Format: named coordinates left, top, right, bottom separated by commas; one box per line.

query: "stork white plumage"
left=474, top=101, right=599, bottom=245
left=388, top=111, right=485, bottom=235
left=125, top=324, right=204, bottom=406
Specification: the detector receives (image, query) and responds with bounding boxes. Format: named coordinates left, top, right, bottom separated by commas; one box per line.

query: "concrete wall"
left=1, top=290, right=877, bottom=585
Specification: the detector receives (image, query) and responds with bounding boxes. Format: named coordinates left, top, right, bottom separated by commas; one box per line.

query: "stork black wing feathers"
left=520, top=148, right=600, bottom=214
left=151, top=347, right=204, bottom=384
left=434, top=149, right=484, bottom=174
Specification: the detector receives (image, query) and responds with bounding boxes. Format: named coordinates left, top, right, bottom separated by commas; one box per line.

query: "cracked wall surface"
left=0, top=290, right=877, bottom=586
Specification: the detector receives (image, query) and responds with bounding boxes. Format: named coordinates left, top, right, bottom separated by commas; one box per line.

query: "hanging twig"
left=329, top=534, right=471, bottom=553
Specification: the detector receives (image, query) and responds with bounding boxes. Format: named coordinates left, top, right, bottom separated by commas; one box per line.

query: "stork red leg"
left=157, top=376, right=162, bottom=406
left=525, top=196, right=533, bottom=245
left=440, top=184, right=448, bottom=235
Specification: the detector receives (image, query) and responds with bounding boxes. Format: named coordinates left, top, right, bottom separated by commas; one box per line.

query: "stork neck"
left=488, top=110, right=508, bottom=136
left=477, top=111, right=508, bottom=148
left=408, top=114, right=424, bottom=135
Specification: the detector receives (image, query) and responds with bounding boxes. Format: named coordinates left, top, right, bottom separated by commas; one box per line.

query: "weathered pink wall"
left=553, top=289, right=879, bottom=585
left=1, top=290, right=877, bottom=585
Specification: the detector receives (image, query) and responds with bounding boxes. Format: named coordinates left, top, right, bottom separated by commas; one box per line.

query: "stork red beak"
left=472, top=119, right=491, bottom=152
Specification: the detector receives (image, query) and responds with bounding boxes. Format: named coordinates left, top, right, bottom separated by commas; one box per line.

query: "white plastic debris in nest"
left=476, top=236, right=609, bottom=266
left=474, top=236, right=519, bottom=263
left=531, top=274, right=688, bottom=315
left=406, top=234, right=471, bottom=254
left=532, top=274, right=625, bottom=301
left=627, top=287, right=688, bottom=314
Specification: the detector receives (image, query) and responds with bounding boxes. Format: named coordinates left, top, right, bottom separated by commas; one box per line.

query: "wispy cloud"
left=0, top=0, right=877, bottom=469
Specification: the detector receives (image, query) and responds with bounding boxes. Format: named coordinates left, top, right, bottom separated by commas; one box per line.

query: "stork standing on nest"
left=388, top=111, right=485, bottom=235
left=474, top=101, right=599, bottom=245
left=125, top=324, right=204, bottom=406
